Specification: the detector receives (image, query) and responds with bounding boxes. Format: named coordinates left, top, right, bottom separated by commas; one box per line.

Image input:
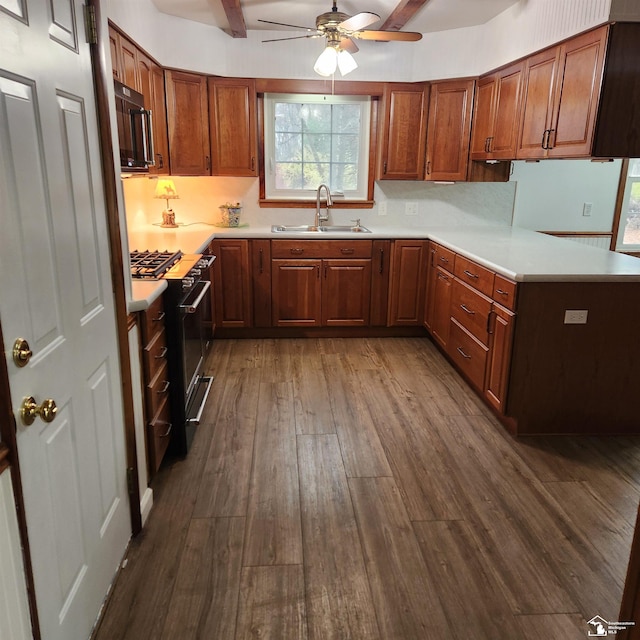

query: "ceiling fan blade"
left=258, top=18, right=315, bottom=31
left=340, top=37, right=359, bottom=54
left=262, top=34, right=321, bottom=43
left=339, top=11, right=380, bottom=32
left=354, top=29, right=423, bottom=42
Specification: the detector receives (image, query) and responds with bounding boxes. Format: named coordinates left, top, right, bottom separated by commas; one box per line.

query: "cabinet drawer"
left=454, top=255, right=495, bottom=297
left=143, top=327, right=167, bottom=382
left=431, top=242, right=455, bottom=273
left=448, top=318, right=488, bottom=391
left=140, top=295, right=165, bottom=344
left=148, top=396, right=172, bottom=473
left=493, top=274, right=517, bottom=311
left=451, top=278, right=492, bottom=345
left=146, top=360, right=171, bottom=419
left=271, top=239, right=372, bottom=259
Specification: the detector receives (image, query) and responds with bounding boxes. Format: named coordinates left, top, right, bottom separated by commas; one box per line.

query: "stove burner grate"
left=130, top=250, right=183, bottom=279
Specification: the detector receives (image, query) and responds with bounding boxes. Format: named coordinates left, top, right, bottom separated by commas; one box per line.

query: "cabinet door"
left=165, top=70, right=211, bottom=175
left=208, top=78, right=257, bottom=176
left=548, top=26, right=607, bottom=158
left=272, top=260, right=322, bottom=327
left=388, top=240, right=427, bottom=326
left=379, top=83, right=429, bottom=180
left=119, top=35, right=139, bottom=90
left=210, top=240, right=252, bottom=328
left=108, top=26, right=121, bottom=80
left=490, top=62, right=524, bottom=158
left=425, top=79, right=474, bottom=181
left=322, top=259, right=372, bottom=326
left=370, top=239, right=391, bottom=327
left=485, top=304, right=515, bottom=413
left=470, top=75, right=496, bottom=159
left=251, top=239, right=272, bottom=328
left=517, top=46, right=559, bottom=159
left=431, top=267, right=453, bottom=349
left=150, top=66, right=170, bottom=174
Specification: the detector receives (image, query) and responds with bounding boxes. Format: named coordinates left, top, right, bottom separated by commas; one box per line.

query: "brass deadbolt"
left=12, top=338, right=32, bottom=367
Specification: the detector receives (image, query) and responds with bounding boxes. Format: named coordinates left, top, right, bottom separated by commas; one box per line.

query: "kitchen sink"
left=271, top=224, right=371, bottom=233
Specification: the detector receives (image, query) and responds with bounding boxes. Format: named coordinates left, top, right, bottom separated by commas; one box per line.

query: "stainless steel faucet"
left=314, top=184, right=332, bottom=229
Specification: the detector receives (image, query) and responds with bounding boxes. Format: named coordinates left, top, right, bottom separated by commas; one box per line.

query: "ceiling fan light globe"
left=314, top=46, right=338, bottom=76
left=337, top=49, right=357, bottom=75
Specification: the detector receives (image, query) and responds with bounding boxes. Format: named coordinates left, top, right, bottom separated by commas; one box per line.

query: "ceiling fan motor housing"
left=316, top=10, right=350, bottom=33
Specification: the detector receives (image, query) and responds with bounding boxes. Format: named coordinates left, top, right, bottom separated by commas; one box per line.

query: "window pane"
left=630, top=159, right=640, bottom=178
left=303, top=133, right=331, bottom=163
left=275, top=103, right=302, bottom=132
left=332, top=164, right=357, bottom=191
left=302, top=104, right=331, bottom=132
left=303, top=163, right=330, bottom=189
left=275, top=133, right=302, bottom=161
left=332, top=134, right=359, bottom=163
left=332, top=104, right=361, bottom=133
left=275, top=163, right=303, bottom=189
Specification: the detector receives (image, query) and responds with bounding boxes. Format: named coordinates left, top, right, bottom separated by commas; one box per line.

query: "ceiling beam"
left=220, top=0, right=246, bottom=38
left=380, top=0, right=432, bottom=31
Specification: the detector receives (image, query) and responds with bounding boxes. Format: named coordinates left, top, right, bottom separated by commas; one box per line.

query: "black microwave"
left=114, top=79, right=154, bottom=172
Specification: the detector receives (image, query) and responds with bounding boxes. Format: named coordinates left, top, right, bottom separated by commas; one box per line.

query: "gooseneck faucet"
left=315, top=184, right=332, bottom=229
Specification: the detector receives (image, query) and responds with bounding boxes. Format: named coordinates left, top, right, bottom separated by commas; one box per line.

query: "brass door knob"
left=13, top=338, right=32, bottom=367
left=21, top=396, right=57, bottom=426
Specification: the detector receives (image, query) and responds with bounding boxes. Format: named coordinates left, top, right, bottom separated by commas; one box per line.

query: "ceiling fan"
left=259, top=1, right=422, bottom=77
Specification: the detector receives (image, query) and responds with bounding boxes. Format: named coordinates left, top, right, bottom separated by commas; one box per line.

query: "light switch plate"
left=564, top=309, right=588, bottom=324
left=378, top=201, right=387, bottom=216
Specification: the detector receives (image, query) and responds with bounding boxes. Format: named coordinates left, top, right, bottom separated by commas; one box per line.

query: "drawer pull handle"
left=457, top=347, right=472, bottom=359
left=259, top=247, right=264, bottom=274
left=379, top=248, right=384, bottom=274
left=155, top=346, right=168, bottom=359
left=495, top=288, right=509, bottom=296
left=437, top=273, right=449, bottom=282
left=460, top=304, right=475, bottom=315
left=290, top=248, right=304, bottom=255
left=159, top=422, right=172, bottom=438
left=463, top=270, right=478, bottom=279
left=157, top=380, right=170, bottom=394
left=340, top=248, right=355, bottom=255
left=153, top=311, right=166, bottom=322
left=439, top=256, right=449, bottom=263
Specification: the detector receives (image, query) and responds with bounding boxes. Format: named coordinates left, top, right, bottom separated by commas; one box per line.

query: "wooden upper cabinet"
left=165, top=70, right=211, bottom=175
left=471, top=61, right=523, bottom=160
left=425, top=79, right=474, bottom=181
left=109, top=25, right=137, bottom=88
left=208, top=78, right=257, bottom=177
left=518, top=26, right=607, bottom=159
left=379, top=83, right=429, bottom=180
left=108, top=27, right=121, bottom=80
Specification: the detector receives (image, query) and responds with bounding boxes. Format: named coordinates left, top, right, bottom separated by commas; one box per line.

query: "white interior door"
left=0, top=1, right=131, bottom=639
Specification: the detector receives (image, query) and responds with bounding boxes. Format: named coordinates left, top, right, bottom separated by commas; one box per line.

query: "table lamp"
left=154, top=178, right=180, bottom=228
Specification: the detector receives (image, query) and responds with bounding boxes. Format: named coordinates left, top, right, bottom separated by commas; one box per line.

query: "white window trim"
left=263, top=93, right=371, bottom=202
left=615, top=159, right=640, bottom=252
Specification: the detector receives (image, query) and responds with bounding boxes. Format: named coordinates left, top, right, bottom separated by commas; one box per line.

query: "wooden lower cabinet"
left=370, top=239, right=391, bottom=327
left=210, top=239, right=252, bottom=328
left=251, top=239, right=272, bottom=328
left=425, top=266, right=453, bottom=349
left=272, top=259, right=322, bottom=326
left=448, top=318, right=489, bottom=391
left=388, top=240, right=428, bottom=326
left=322, top=259, right=372, bottom=326
left=139, top=295, right=172, bottom=475
left=484, top=303, right=515, bottom=413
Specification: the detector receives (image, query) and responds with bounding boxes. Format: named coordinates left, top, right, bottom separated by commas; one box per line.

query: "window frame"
left=258, top=91, right=378, bottom=208
left=613, top=158, right=640, bottom=256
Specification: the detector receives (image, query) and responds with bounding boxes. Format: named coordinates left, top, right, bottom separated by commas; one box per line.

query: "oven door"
left=179, top=280, right=214, bottom=429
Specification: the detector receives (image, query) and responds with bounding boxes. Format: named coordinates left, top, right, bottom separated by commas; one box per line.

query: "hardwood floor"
left=93, top=337, right=640, bottom=640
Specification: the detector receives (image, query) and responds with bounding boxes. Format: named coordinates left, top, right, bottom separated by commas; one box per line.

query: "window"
left=263, top=93, right=371, bottom=201
left=615, top=159, right=640, bottom=252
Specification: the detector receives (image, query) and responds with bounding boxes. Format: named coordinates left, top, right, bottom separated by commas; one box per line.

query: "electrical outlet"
left=378, top=201, right=387, bottom=216
left=405, top=201, right=418, bottom=216
left=582, top=202, right=593, bottom=217
left=564, top=309, right=588, bottom=324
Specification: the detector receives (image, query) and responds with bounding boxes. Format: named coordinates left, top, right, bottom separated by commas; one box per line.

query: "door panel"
left=0, top=3, right=130, bottom=639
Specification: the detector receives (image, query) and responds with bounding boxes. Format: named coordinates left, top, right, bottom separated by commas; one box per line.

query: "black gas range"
left=131, top=249, right=215, bottom=457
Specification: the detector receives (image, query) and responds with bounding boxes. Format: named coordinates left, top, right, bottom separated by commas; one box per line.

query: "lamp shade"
left=337, top=49, right=358, bottom=76
left=314, top=46, right=338, bottom=76
left=154, top=178, right=179, bottom=200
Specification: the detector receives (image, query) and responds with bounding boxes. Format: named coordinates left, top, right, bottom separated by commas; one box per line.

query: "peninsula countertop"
left=127, top=222, right=640, bottom=313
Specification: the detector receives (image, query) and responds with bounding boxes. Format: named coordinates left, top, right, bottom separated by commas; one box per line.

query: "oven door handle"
left=179, top=280, right=211, bottom=314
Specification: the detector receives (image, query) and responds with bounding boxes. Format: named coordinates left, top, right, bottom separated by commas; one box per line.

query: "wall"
left=510, top=160, right=622, bottom=232
left=105, top=0, right=635, bottom=82
left=122, top=176, right=515, bottom=232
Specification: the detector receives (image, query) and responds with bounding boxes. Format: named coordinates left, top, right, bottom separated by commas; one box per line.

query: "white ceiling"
left=150, top=0, right=521, bottom=35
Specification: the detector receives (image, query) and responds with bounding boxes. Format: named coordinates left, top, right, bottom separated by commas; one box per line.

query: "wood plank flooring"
left=93, top=337, right=640, bottom=640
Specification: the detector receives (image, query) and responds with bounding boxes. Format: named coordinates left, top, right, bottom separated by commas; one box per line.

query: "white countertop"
left=127, top=222, right=640, bottom=312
